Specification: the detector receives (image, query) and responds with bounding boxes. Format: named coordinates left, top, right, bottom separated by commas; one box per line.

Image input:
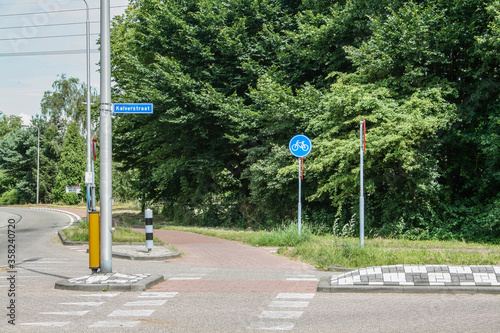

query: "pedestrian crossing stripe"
left=88, top=321, right=139, bottom=328
left=19, top=322, right=71, bottom=327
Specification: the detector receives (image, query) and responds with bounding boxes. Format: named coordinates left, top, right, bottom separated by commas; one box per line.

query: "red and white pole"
left=360, top=120, right=366, bottom=248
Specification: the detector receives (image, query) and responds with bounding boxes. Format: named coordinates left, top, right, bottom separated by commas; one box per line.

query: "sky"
left=0, top=0, right=129, bottom=125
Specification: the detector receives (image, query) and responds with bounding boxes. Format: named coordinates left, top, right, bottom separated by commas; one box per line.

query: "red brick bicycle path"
left=140, top=228, right=319, bottom=293
left=55, top=207, right=318, bottom=292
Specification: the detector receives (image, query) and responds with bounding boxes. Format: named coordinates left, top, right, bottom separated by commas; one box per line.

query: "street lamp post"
left=22, top=124, right=39, bottom=204
left=82, top=0, right=95, bottom=214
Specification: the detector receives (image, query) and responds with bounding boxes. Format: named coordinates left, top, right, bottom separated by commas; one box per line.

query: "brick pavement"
left=135, top=229, right=319, bottom=293
left=331, top=265, right=500, bottom=287
left=147, top=229, right=314, bottom=271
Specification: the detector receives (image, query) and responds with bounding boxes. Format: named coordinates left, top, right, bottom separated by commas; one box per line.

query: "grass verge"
left=62, top=220, right=163, bottom=244
left=161, top=225, right=500, bottom=269
left=45, top=204, right=500, bottom=269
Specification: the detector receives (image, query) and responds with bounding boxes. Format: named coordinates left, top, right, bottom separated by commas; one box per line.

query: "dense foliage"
left=0, top=75, right=98, bottom=204
left=108, top=0, right=499, bottom=242
left=1, top=0, right=498, bottom=243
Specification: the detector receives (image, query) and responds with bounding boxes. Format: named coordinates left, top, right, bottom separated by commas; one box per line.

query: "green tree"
left=40, top=73, right=99, bottom=135
left=0, top=128, right=37, bottom=203
left=108, top=0, right=500, bottom=240
left=52, top=122, right=86, bottom=204
left=0, top=112, right=22, bottom=140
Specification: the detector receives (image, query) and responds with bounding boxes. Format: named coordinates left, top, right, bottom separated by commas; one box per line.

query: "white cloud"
left=20, top=112, right=34, bottom=125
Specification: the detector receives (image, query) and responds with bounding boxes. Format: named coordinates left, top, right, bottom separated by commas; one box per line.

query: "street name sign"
left=113, top=103, right=153, bottom=114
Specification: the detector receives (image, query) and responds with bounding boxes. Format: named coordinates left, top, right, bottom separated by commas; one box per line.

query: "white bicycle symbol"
left=291, top=140, right=309, bottom=152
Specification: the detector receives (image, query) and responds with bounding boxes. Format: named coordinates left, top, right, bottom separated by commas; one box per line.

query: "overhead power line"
left=0, top=5, right=127, bottom=17
left=0, top=20, right=100, bottom=30
left=0, top=0, right=90, bottom=5
left=0, top=33, right=99, bottom=41
left=0, top=49, right=99, bottom=57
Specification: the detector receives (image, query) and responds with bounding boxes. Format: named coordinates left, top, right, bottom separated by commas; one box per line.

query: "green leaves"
left=104, top=0, right=500, bottom=240
left=52, top=122, right=86, bottom=204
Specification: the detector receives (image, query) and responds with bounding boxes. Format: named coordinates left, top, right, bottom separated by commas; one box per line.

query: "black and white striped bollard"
left=145, top=209, right=153, bottom=253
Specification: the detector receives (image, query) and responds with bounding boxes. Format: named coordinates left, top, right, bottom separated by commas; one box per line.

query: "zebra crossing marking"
left=124, top=300, right=168, bottom=306
left=108, top=309, right=156, bottom=317
left=19, top=322, right=71, bottom=327
left=249, top=293, right=315, bottom=331
left=259, top=311, right=303, bottom=319
left=60, top=302, right=104, bottom=307
left=40, top=311, right=90, bottom=316
left=88, top=321, right=140, bottom=328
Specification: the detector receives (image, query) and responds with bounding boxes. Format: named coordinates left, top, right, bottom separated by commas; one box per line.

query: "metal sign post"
left=100, top=0, right=112, bottom=274
left=360, top=120, right=366, bottom=248
left=289, top=135, right=312, bottom=236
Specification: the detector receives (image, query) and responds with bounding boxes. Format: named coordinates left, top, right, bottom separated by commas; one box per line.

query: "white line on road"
left=88, top=321, right=140, bottom=328
left=19, top=322, right=71, bottom=327
left=248, top=321, right=295, bottom=330
left=269, top=301, right=309, bottom=308
left=286, top=275, right=318, bottom=281
left=276, top=293, right=315, bottom=299
left=139, top=292, right=178, bottom=298
left=124, top=300, right=168, bottom=306
left=41, top=311, right=90, bottom=316
left=77, top=293, right=120, bottom=297
left=60, top=302, right=105, bottom=307
left=108, top=309, right=155, bottom=317
left=259, top=311, right=303, bottom=319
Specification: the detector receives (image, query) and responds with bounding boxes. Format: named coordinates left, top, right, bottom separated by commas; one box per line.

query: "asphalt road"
left=1, top=207, right=500, bottom=332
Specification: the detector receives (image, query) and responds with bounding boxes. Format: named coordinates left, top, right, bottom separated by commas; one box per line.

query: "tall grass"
left=62, top=223, right=162, bottom=243
left=283, top=236, right=500, bottom=269
left=162, top=225, right=500, bottom=269
left=164, top=222, right=312, bottom=247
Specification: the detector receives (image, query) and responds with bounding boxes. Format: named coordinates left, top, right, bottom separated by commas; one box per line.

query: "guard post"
left=145, top=209, right=153, bottom=253
left=88, top=211, right=100, bottom=272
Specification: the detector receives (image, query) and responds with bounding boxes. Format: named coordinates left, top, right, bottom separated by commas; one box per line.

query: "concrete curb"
left=57, top=230, right=180, bottom=260
left=112, top=249, right=181, bottom=261
left=30, top=207, right=82, bottom=225
left=327, top=266, right=355, bottom=272
left=54, top=274, right=165, bottom=292
left=318, top=274, right=500, bottom=295
left=57, top=230, right=163, bottom=246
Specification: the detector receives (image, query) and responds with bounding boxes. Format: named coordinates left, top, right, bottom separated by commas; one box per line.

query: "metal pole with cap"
left=360, top=120, right=365, bottom=248
left=99, top=0, right=113, bottom=273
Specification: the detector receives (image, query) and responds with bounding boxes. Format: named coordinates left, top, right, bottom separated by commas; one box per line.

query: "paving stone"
left=325, top=265, right=500, bottom=292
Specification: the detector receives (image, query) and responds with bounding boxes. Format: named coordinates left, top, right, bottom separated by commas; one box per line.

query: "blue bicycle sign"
left=289, top=134, right=312, bottom=157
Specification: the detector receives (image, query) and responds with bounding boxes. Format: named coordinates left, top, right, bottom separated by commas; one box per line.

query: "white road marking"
left=259, top=311, right=303, bottom=319
left=269, top=301, right=309, bottom=308
left=248, top=321, right=295, bottom=330
left=286, top=275, right=318, bottom=281
left=88, top=321, right=140, bottom=328
left=139, top=291, right=178, bottom=298
left=41, top=311, right=90, bottom=316
left=108, top=309, right=155, bottom=317
left=19, top=322, right=70, bottom=327
left=124, top=300, right=167, bottom=306
left=276, top=293, right=315, bottom=299
left=77, top=293, right=120, bottom=297
left=60, top=302, right=105, bottom=307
